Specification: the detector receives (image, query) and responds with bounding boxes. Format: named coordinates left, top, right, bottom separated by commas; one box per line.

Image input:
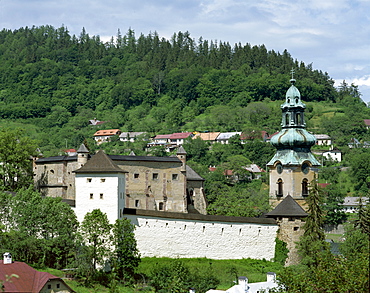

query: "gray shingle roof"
left=186, top=165, right=204, bottom=181
left=266, top=195, right=308, bottom=217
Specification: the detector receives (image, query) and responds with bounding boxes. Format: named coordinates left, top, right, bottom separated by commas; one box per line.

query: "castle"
left=33, top=76, right=317, bottom=264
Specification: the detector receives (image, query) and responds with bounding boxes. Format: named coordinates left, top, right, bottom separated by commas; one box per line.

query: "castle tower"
left=267, top=75, right=320, bottom=209
left=176, top=146, right=187, bottom=172
left=77, top=143, right=89, bottom=167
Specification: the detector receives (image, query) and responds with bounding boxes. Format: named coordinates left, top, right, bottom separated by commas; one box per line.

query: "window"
left=87, top=178, right=92, bottom=183
left=100, top=193, right=103, bottom=199
left=285, top=113, right=289, bottom=126
left=158, top=202, right=164, bottom=210
left=296, top=113, right=301, bottom=125
left=135, top=200, right=140, bottom=208
left=152, top=173, right=159, bottom=180
left=134, top=173, right=139, bottom=179
left=90, top=193, right=93, bottom=199
left=276, top=179, right=283, bottom=197
left=56, top=284, right=60, bottom=289
left=48, top=284, right=51, bottom=289
left=100, top=178, right=105, bottom=183
left=302, top=179, right=308, bottom=196
left=172, top=174, right=178, bottom=180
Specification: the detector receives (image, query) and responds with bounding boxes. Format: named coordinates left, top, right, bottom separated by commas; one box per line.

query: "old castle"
left=33, top=77, right=317, bottom=264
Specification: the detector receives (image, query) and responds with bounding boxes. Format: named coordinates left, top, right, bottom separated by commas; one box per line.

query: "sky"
left=1, top=0, right=370, bottom=102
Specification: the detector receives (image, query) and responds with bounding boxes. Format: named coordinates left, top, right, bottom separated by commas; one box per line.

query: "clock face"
left=276, top=163, right=283, bottom=174
left=302, top=163, right=309, bottom=174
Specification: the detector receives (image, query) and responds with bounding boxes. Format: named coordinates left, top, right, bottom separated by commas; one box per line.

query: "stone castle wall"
left=125, top=209, right=278, bottom=260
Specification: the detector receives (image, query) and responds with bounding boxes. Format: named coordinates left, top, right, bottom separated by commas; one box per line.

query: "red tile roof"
left=0, top=260, right=73, bottom=292
left=154, top=134, right=172, bottom=139
left=170, top=132, right=193, bottom=139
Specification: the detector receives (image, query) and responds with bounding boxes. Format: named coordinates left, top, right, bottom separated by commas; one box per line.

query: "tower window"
left=152, top=173, right=159, bottom=180
left=172, top=174, right=178, bottom=180
left=158, top=202, right=164, bottom=210
left=302, top=179, right=309, bottom=196
left=90, top=193, right=93, bottom=199
left=285, top=113, right=289, bottom=126
left=100, top=193, right=103, bottom=199
left=296, top=113, right=301, bottom=125
left=276, top=179, right=283, bottom=197
left=134, top=173, right=139, bottom=179
left=135, top=200, right=140, bottom=207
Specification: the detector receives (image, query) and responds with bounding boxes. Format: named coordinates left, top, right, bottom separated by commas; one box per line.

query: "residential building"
left=0, top=253, right=74, bottom=293
left=314, top=134, right=332, bottom=146
left=216, top=132, right=242, bottom=144
left=93, top=129, right=121, bottom=144
left=192, top=132, right=220, bottom=143
left=119, top=132, right=147, bottom=142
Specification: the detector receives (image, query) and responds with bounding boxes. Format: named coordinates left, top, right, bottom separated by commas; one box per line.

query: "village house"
left=192, top=132, right=220, bottom=143
left=119, top=132, right=147, bottom=142
left=0, top=253, right=74, bottom=293
left=314, top=134, right=332, bottom=146
left=216, top=132, right=242, bottom=144
left=93, top=129, right=121, bottom=145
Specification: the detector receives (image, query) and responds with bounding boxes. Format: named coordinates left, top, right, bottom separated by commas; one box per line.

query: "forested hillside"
left=2, top=25, right=367, bottom=156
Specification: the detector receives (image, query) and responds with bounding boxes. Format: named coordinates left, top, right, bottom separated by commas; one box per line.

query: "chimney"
left=3, top=252, right=12, bottom=264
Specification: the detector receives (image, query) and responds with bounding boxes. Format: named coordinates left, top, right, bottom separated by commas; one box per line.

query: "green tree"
left=79, top=209, right=112, bottom=271
left=0, top=128, right=37, bottom=191
left=111, top=218, right=141, bottom=283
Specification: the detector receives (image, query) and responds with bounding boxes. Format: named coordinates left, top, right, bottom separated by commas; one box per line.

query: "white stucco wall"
left=75, top=173, right=125, bottom=224
left=126, top=214, right=278, bottom=260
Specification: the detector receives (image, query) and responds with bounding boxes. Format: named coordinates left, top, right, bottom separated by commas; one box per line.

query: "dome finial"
left=290, top=68, right=296, bottom=84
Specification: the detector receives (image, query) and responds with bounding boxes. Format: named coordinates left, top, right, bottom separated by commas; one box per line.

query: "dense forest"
left=1, top=25, right=367, bottom=156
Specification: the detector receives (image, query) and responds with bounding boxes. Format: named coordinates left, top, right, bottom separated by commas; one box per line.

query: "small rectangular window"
left=48, top=284, right=51, bottom=289
left=56, top=284, right=60, bottom=289
left=90, top=193, right=93, bottom=199
left=100, top=178, right=105, bottom=183
left=100, top=193, right=103, bottom=199
left=87, top=178, right=92, bottom=183
left=135, top=200, right=140, bottom=207
left=152, top=173, right=159, bottom=180
left=172, top=174, right=178, bottom=180
left=134, top=173, right=139, bottom=179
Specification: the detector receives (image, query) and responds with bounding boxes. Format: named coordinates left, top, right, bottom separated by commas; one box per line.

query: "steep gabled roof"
left=74, top=150, right=127, bottom=174
left=0, top=260, right=74, bottom=292
left=266, top=195, right=307, bottom=217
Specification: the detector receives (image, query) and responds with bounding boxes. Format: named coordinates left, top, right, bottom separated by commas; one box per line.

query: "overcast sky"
left=1, top=0, right=370, bottom=102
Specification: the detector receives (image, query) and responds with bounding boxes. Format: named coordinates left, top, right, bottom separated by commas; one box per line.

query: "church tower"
left=267, top=74, right=320, bottom=209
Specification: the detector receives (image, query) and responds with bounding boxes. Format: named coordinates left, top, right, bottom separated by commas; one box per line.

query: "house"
left=93, top=129, right=121, bottom=145
left=192, top=132, right=220, bottom=143
left=169, top=132, right=193, bottom=146
left=240, top=130, right=269, bottom=142
left=340, top=197, right=369, bottom=213
left=314, top=134, right=332, bottom=146
left=216, top=132, right=242, bottom=144
left=119, top=132, right=147, bottom=143
left=206, top=273, right=277, bottom=293
left=244, top=164, right=266, bottom=179
left=89, top=118, right=106, bottom=126
left=64, top=149, right=77, bottom=156
left=0, top=253, right=74, bottom=293
left=322, top=148, right=342, bottom=162
left=364, top=119, right=370, bottom=129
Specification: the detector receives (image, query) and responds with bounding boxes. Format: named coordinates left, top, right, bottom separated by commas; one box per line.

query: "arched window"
left=277, top=179, right=283, bottom=197
left=285, top=114, right=289, bottom=126
left=296, top=113, right=301, bottom=125
left=302, top=179, right=308, bottom=196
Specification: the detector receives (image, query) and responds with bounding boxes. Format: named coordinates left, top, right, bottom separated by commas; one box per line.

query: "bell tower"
left=267, top=72, right=320, bottom=209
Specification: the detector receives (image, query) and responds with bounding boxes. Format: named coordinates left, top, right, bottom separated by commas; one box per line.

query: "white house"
left=119, top=132, right=147, bottom=142
left=322, top=148, right=342, bottom=162
left=93, top=129, right=121, bottom=145
left=216, top=132, right=242, bottom=144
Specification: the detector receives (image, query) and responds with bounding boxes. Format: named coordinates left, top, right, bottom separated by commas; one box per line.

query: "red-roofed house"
left=0, top=253, right=74, bottom=293
left=170, top=132, right=193, bottom=145
left=93, top=129, right=121, bottom=145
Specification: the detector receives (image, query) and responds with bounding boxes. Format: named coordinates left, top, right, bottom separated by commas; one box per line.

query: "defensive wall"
left=124, top=209, right=278, bottom=260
